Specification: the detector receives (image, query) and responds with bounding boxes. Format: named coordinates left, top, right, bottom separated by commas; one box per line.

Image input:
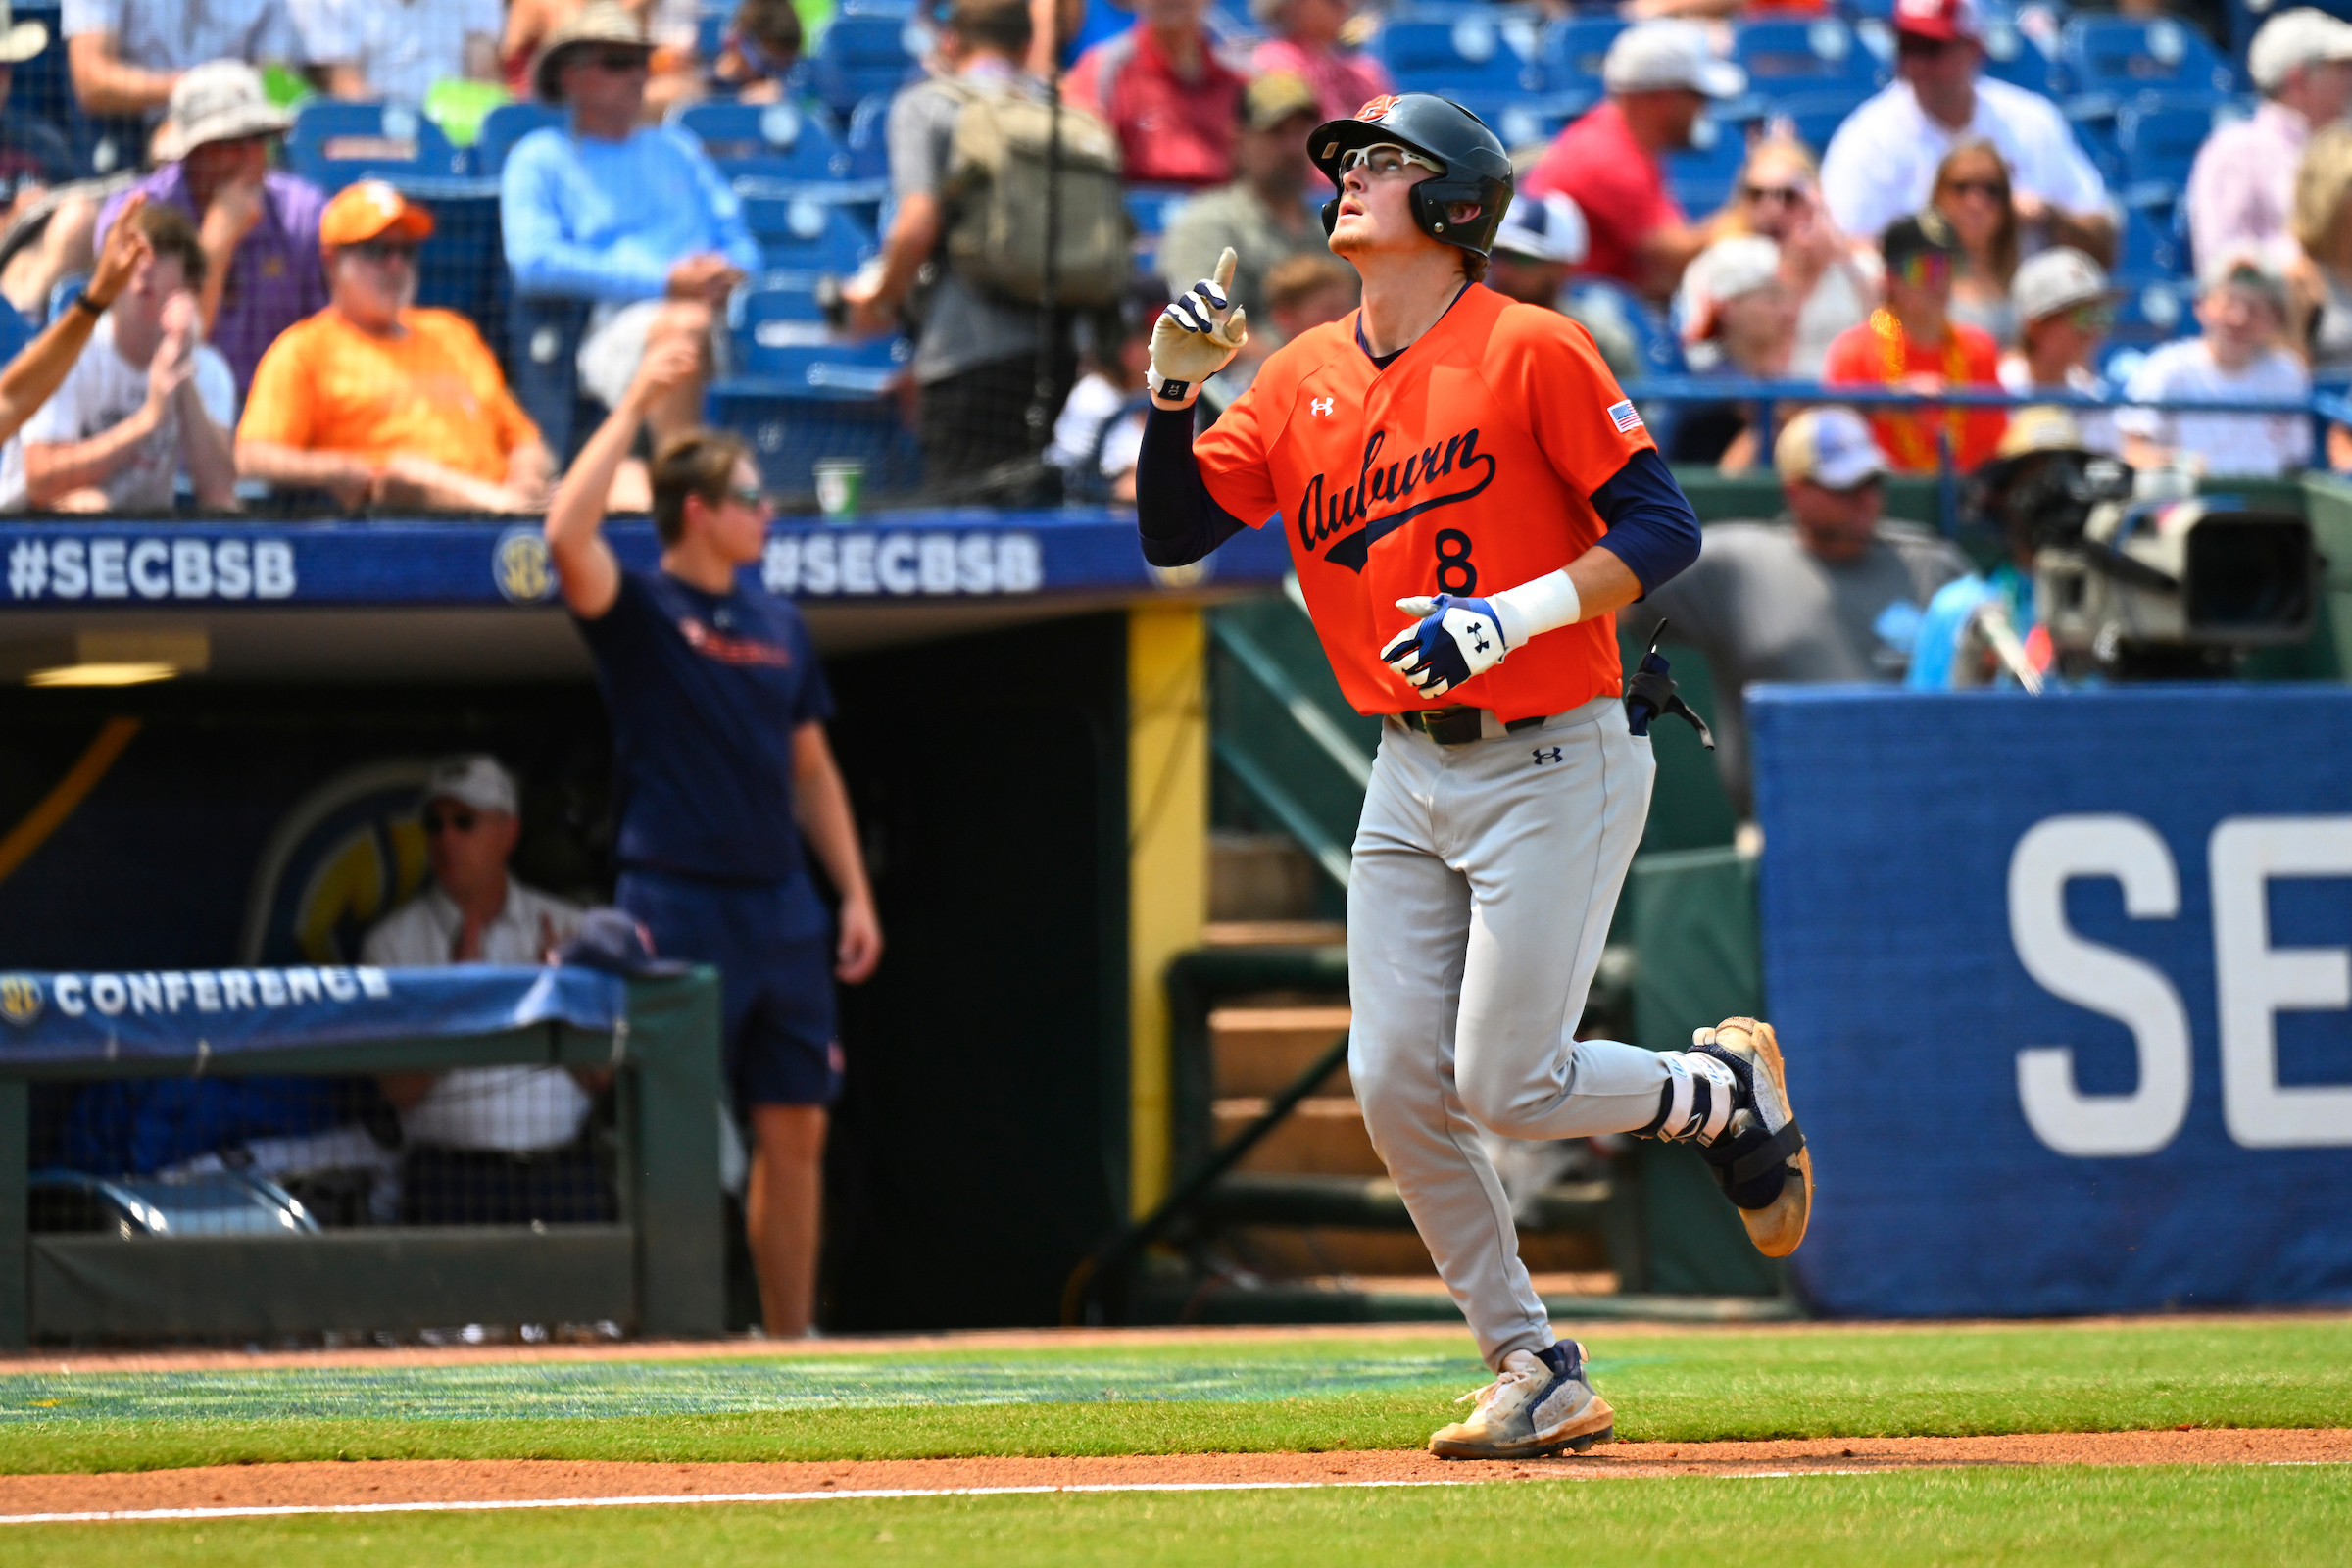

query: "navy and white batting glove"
left=1379, top=594, right=1508, bottom=700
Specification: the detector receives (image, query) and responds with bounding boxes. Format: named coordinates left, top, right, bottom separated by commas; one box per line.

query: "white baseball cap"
left=1679, top=234, right=1782, bottom=341
left=1603, top=21, right=1747, bottom=99
left=1490, top=194, right=1589, bottom=266
left=2249, top=7, right=2352, bottom=93
left=2011, top=246, right=2110, bottom=323
left=420, top=754, right=519, bottom=816
left=1774, top=407, right=1888, bottom=490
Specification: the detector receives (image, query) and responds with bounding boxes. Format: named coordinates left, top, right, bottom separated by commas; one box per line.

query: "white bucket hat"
left=155, top=61, right=294, bottom=163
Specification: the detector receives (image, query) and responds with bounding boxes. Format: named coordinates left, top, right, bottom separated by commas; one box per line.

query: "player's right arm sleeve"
left=1135, top=404, right=1250, bottom=566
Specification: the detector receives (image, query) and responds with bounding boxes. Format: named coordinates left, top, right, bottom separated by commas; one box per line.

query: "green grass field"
left=8, top=1467, right=2350, bottom=1567
left=4, top=1317, right=2346, bottom=1564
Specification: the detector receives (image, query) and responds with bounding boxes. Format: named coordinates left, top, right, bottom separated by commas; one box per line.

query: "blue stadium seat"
left=413, top=191, right=506, bottom=361
left=1124, top=184, right=1194, bottom=239
left=674, top=99, right=855, bottom=181
left=2059, top=16, right=2234, bottom=96
left=811, top=15, right=921, bottom=116
left=1978, top=13, right=2066, bottom=96
left=1542, top=16, right=1627, bottom=95
left=2108, top=271, right=2192, bottom=344
left=286, top=101, right=467, bottom=192
left=1566, top=276, right=1683, bottom=449
left=2114, top=91, right=2234, bottom=189
left=1663, top=113, right=1746, bottom=216
left=1731, top=17, right=1880, bottom=92
left=708, top=378, right=923, bottom=496
left=2066, top=100, right=2126, bottom=183
left=475, top=101, right=567, bottom=176
left=735, top=321, right=909, bottom=384
left=1371, top=9, right=1548, bottom=101
left=739, top=191, right=880, bottom=272
left=9, top=2, right=70, bottom=136
left=2118, top=204, right=2187, bottom=276
left=845, top=92, right=894, bottom=182
left=1765, top=87, right=1872, bottom=156
left=1493, top=93, right=1594, bottom=151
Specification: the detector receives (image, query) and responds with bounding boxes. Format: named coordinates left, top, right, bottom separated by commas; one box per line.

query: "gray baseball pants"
left=1347, top=693, right=1666, bottom=1368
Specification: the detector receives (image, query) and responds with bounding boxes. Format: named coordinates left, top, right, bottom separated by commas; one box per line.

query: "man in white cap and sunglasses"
left=1999, top=246, right=2120, bottom=456
left=1524, top=21, right=1744, bottom=301
left=2187, top=8, right=2352, bottom=274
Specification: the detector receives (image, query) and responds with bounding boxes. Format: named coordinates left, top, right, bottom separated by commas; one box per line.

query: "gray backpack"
left=936, top=76, right=1132, bottom=308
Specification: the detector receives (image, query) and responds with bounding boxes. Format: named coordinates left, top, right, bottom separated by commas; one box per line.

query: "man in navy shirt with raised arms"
left=546, top=339, right=883, bottom=1338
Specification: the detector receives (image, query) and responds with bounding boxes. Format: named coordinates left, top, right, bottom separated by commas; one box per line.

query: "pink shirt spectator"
left=2185, top=99, right=2309, bottom=276
left=1067, top=24, right=1248, bottom=187
left=1251, top=35, right=1394, bottom=122
left=1523, top=101, right=1681, bottom=290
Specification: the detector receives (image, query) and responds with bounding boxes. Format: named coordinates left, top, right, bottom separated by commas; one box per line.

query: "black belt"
left=1396, top=706, right=1547, bottom=747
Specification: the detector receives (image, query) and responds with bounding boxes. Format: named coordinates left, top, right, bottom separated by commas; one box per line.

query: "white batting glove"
left=1380, top=594, right=1507, bottom=700
left=1151, top=247, right=1249, bottom=408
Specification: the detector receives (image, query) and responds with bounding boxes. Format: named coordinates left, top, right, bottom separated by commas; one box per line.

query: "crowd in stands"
left=0, top=0, right=2328, bottom=516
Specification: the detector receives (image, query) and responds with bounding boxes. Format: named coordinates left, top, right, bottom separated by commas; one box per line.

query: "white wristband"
left=1488, top=569, right=1583, bottom=650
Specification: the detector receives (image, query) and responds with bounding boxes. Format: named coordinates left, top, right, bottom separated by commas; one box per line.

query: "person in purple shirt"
left=96, top=61, right=328, bottom=395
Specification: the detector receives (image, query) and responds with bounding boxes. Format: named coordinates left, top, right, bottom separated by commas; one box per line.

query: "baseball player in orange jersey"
left=1134, top=94, right=1816, bottom=1460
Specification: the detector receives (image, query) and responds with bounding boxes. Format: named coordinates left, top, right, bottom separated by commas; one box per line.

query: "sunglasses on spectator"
left=1944, top=178, right=2008, bottom=201
left=1741, top=183, right=1806, bottom=206
left=1337, top=143, right=1445, bottom=179
left=2061, top=303, right=2113, bottom=331
left=1897, top=33, right=1953, bottom=58
left=422, top=808, right=481, bottom=836
left=347, top=239, right=418, bottom=264
left=582, top=48, right=651, bottom=72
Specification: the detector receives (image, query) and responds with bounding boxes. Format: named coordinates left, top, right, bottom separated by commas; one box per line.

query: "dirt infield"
left=2, top=1428, right=2344, bottom=1521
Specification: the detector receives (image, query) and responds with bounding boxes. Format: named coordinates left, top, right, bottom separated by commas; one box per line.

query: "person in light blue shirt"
left=501, top=0, right=761, bottom=453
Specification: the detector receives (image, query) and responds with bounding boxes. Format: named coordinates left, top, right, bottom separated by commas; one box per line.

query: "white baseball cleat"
left=1427, top=1340, right=1615, bottom=1461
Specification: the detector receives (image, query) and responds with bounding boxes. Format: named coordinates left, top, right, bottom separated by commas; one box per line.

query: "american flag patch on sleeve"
left=1608, top=400, right=1643, bottom=432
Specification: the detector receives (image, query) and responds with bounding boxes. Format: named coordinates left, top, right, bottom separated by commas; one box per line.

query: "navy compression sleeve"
left=1135, top=404, right=1249, bottom=567
left=1589, top=448, right=1702, bottom=593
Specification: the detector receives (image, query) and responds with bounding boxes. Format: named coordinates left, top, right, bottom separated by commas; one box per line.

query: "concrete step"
left=1208, top=1004, right=1352, bottom=1098
left=1200, top=920, right=1348, bottom=948
left=1215, top=1095, right=1382, bottom=1176
left=1224, top=1226, right=1608, bottom=1279
left=1209, top=831, right=1322, bottom=922
left=1200, top=1173, right=1612, bottom=1234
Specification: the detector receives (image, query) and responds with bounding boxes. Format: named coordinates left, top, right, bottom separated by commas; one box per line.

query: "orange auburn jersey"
left=1196, top=284, right=1653, bottom=722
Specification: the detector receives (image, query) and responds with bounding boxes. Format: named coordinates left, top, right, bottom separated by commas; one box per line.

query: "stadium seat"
left=708, top=377, right=924, bottom=496
left=1542, top=16, right=1627, bottom=96
left=1978, top=13, right=2066, bottom=96
left=286, top=101, right=467, bottom=192
left=811, top=14, right=921, bottom=116
left=474, top=101, right=566, bottom=176
left=1731, top=17, right=1880, bottom=92
left=674, top=99, right=855, bottom=182
left=1124, top=184, right=1193, bottom=240
left=1663, top=113, right=1746, bottom=216
left=2107, top=271, right=2192, bottom=344
left=2114, top=91, right=2236, bottom=190
left=845, top=92, right=894, bottom=182
left=739, top=191, right=880, bottom=273
left=2066, top=101, right=2126, bottom=184
left=735, top=324, right=909, bottom=385
left=1370, top=9, right=1548, bottom=102
left=2059, top=16, right=2234, bottom=97
left=1567, top=276, right=1683, bottom=451
left=1764, top=87, right=1872, bottom=157
left=413, top=191, right=507, bottom=362
left=2118, top=204, right=2187, bottom=276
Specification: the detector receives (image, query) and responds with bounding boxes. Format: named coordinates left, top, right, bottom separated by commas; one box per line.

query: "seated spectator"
left=8, top=201, right=235, bottom=513
left=1999, top=247, right=2120, bottom=456
left=502, top=2, right=758, bottom=454
left=2188, top=8, right=2352, bottom=277
left=96, top=63, right=329, bottom=396
left=700, top=0, right=801, bottom=103
left=1484, top=194, right=1588, bottom=311
left=1624, top=406, right=1971, bottom=813
left=1821, top=0, right=2111, bottom=265
left=1908, top=406, right=2086, bottom=691
left=1523, top=22, right=1745, bottom=302
left=1669, top=234, right=1799, bottom=471
left=2117, top=254, right=2312, bottom=478
left=1823, top=210, right=2006, bottom=473
left=844, top=0, right=1061, bottom=485
left=1048, top=282, right=1160, bottom=499
left=361, top=755, right=609, bottom=1229
left=1250, top=0, right=1392, bottom=125
left=1931, top=139, right=2017, bottom=346
left=504, top=0, right=697, bottom=116
left=294, top=0, right=504, bottom=103
left=65, top=0, right=299, bottom=119
left=1157, top=74, right=1328, bottom=344
left=1066, top=0, right=1248, bottom=188
left=1721, top=136, right=1872, bottom=378
left=239, top=182, right=554, bottom=514
left=0, top=193, right=156, bottom=483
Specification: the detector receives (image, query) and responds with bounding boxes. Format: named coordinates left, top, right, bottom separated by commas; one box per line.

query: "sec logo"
left=493, top=526, right=556, bottom=604
left=0, top=973, right=44, bottom=1027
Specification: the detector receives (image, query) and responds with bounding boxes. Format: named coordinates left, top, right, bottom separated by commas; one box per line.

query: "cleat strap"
left=1723, top=1120, right=1804, bottom=1186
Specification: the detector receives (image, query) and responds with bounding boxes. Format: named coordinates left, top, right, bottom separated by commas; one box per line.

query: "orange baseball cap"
left=319, top=180, right=434, bottom=250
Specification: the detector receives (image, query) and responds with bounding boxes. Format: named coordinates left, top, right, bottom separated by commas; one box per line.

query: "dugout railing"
left=0, top=969, right=722, bottom=1348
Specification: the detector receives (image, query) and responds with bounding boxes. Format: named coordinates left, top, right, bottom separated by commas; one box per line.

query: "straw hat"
left=531, top=0, right=656, bottom=103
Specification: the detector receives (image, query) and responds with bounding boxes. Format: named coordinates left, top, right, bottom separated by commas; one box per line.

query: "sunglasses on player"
left=1336, top=143, right=1445, bottom=179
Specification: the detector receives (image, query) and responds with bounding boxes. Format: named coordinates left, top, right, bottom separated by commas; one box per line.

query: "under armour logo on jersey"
left=1310, top=397, right=1335, bottom=416
left=1608, top=400, right=1644, bottom=433
left=1532, top=746, right=1565, bottom=766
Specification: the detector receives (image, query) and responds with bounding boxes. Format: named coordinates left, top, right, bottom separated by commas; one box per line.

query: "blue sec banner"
left=0, top=965, right=624, bottom=1065
left=1751, top=686, right=2352, bottom=1318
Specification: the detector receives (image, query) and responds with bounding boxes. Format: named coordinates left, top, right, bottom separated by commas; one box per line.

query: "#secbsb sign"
left=1750, top=686, right=2352, bottom=1318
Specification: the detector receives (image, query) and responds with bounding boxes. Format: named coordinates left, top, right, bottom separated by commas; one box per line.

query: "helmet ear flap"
left=1321, top=197, right=1341, bottom=237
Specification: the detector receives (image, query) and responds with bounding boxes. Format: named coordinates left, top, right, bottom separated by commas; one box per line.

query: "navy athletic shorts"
left=616, top=868, right=842, bottom=1109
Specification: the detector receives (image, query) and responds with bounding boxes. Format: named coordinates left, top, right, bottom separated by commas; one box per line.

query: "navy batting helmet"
left=1309, top=93, right=1514, bottom=258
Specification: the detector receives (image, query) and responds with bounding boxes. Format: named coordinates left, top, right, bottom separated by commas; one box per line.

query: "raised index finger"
left=1211, top=247, right=1237, bottom=296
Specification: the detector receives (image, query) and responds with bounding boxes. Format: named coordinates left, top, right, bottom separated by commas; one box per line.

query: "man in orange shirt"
left=1135, top=93, right=1813, bottom=1461
left=1822, top=209, right=2005, bottom=473
left=237, top=181, right=554, bottom=514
